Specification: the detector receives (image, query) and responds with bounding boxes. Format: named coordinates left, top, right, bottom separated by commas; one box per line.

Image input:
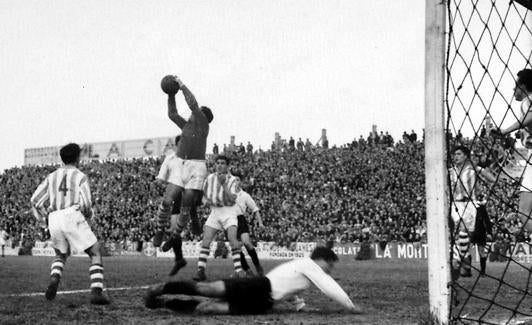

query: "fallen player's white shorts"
left=48, top=206, right=97, bottom=254
left=205, top=206, right=238, bottom=231
left=451, top=201, right=477, bottom=233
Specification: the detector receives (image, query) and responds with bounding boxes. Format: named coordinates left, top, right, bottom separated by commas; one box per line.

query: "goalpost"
left=425, top=0, right=450, bottom=324
left=426, top=0, right=532, bottom=324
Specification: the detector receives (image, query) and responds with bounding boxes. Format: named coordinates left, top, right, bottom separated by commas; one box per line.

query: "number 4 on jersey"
left=58, top=175, right=69, bottom=195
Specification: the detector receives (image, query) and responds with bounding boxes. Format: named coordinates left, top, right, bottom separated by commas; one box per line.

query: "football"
left=160, top=75, right=180, bottom=95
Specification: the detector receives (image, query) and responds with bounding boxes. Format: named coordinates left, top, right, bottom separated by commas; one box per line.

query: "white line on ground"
left=2, top=285, right=150, bottom=298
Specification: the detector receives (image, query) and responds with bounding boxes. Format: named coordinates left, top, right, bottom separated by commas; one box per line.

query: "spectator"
left=0, top=128, right=518, bottom=250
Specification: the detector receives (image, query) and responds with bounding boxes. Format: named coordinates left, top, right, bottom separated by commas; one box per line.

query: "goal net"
left=434, top=0, right=532, bottom=323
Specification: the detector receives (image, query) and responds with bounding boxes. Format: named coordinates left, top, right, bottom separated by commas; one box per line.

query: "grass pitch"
left=0, top=256, right=530, bottom=324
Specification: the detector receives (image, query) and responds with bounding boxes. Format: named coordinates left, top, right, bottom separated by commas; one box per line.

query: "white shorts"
left=451, top=201, right=477, bottom=233
left=48, top=206, right=97, bottom=254
left=157, top=156, right=181, bottom=186
left=0, top=238, right=5, bottom=246
left=204, top=206, right=238, bottom=231
left=160, top=158, right=207, bottom=190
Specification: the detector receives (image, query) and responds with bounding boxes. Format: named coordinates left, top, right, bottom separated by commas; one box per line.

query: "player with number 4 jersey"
left=30, top=143, right=109, bottom=305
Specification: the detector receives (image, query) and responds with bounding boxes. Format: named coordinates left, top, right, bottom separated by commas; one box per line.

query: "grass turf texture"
left=1, top=256, right=531, bottom=324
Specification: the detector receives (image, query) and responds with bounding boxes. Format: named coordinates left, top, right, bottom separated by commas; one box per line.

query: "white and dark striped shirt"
left=31, top=166, right=92, bottom=218
left=202, top=173, right=238, bottom=207
left=449, top=164, right=477, bottom=201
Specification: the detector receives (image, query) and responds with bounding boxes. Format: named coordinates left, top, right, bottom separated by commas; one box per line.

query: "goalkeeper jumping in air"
left=153, top=76, right=214, bottom=276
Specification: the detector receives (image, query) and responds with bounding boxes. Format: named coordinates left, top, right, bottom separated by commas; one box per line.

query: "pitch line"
left=2, top=285, right=150, bottom=298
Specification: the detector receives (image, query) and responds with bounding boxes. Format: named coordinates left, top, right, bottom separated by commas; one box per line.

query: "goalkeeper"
left=144, top=246, right=360, bottom=315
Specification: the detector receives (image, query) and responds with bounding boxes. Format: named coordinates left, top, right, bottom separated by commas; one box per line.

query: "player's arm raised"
left=500, top=101, right=532, bottom=135
left=30, top=177, right=50, bottom=228
left=168, top=94, right=187, bottom=129
left=174, top=77, right=206, bottom=121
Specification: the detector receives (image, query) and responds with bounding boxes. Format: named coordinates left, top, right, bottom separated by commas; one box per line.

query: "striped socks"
left=457, top=231, right=471, bottom=271
left=232, top=248, right=242, bottom=272
left=50, top=258, right=65, bottom=278
left=197, top=246, right=243, bottom=273
left=198, top=246, right=209, bottom=271
left=89, top=263, right=104, bottom=290
left=240, top=251, right=250, bottom=271
left=156, top=203, right=172, bottom=230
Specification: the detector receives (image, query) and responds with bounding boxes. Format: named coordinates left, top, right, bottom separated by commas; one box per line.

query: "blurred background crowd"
left=0, top=128, right=526, bottom=251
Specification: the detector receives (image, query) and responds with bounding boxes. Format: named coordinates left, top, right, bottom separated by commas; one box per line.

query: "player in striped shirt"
left=144, top=246, right=360, bottom=315
left=30, top=143, right=109, bottom=305
left=194, top=155, right=244, bottom=281
left=230, top=170, right=265, bottom=276
left=449, top=146, right=495, bottom=278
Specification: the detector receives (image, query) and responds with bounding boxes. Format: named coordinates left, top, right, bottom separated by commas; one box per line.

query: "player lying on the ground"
left=144, top=246, right=360, bottom=315
left=30, top=143, right=109, bottom=305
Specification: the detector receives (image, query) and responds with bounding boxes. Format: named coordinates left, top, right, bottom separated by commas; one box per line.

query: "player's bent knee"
left=85, top=242, right=102, bottom=257
left=229, top=239, right=241, bottom=249
left=201, top=232, right=215, bottom=246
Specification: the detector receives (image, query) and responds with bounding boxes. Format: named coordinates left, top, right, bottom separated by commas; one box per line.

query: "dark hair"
left=60, top=143, right=81, bottom=164
left=216, top=155, right=230, bottom=164
left=517, top=69, right=532, bottom=92
left=175, top=135, right=181, bottom=146
left=201, top=106, right=213, bottom=123
left=453, top=145, right=470, bottom=158
left=231, top=168, right=244, bottom=180
left=310, top=246, right=339, bottom=263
